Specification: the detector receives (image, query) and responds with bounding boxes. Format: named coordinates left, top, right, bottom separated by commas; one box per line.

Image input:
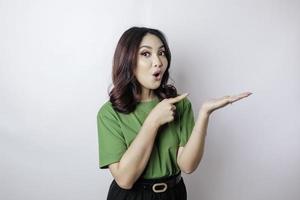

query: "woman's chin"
left=151, top=82, right=161, bottom=89
left=143, top=80, right=162, bottom=90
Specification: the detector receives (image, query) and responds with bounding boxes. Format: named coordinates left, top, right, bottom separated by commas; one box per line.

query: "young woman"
left=97, top=26, right=252, bottom=200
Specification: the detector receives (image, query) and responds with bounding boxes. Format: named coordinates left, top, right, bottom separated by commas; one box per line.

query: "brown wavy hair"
left=108, top=26, right=178, bottom=114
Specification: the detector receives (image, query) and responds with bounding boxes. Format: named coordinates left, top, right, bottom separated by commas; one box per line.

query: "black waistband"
left=133, top=172, right=182, bottom=189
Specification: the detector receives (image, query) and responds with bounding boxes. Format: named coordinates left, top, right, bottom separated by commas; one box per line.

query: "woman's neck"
left=140, top=89, right=157, bottom=102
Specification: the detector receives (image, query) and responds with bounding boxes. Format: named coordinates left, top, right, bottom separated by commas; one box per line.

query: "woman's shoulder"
left=97, top=96, right=192, bottom=117
left=176, top=95, right=192, bottom=109
left=183, top=96, right=192, bottom=104
left=97, top=100, right=118, bottom=119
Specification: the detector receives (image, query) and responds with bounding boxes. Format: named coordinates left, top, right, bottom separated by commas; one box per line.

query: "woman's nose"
left=153, top=55, right=163, bottom=67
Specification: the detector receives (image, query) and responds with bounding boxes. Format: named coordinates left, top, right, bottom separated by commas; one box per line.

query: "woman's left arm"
left=176, top=110, right=209, bottom=174
left=177, top=92, right=252, bottom=173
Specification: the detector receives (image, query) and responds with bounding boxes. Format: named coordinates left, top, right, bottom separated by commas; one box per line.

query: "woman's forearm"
left=177, top=110, right=210, bottom=173
left=115, top=116, right=160, bottom=188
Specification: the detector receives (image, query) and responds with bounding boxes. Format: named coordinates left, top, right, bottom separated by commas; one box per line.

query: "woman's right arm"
left=108, top=93, right=188, bottom=189
left=108, top=116, right=160, bottom=189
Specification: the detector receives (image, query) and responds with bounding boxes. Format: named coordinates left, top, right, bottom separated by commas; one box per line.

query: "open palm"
left=201, top=92, right=252, bottom=115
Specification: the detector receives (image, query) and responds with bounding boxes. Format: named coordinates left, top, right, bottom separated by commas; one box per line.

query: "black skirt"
left=106, top=173, right=187, bottom=200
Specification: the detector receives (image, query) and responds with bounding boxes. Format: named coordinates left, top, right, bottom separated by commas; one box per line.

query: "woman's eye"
left=141, top=52, right=150, bottom=57
left=141, top=51, right=166, bottom=57
left=159, top=51, right=166, bottom=56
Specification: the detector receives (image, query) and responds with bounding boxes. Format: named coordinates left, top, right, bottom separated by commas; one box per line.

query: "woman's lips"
left=152, top=73, right=162, bottom=81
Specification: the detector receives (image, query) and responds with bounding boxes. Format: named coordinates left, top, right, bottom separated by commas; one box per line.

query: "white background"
left=1, top=0, right=299, bottom=199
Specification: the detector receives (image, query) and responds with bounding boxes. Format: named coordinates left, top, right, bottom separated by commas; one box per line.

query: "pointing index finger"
left=168, top=93, right=189, bottom=104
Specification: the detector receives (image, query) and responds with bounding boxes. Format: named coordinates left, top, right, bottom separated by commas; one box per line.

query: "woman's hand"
left=148, top=93, right=189, bottom=126
left=200, top=92, right=252, bottom=115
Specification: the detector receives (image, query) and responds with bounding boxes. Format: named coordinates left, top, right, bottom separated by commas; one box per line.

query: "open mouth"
left=152, top=71, right=162, bottom=80
left=153, top=71, right=160, bottom=77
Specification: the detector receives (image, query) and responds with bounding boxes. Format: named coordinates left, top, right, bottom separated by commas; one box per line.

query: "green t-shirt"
left=97, top=97, right=195, bottom=179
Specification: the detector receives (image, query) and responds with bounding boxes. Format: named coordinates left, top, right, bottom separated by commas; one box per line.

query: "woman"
left=97, top=26, right=252, bottom=200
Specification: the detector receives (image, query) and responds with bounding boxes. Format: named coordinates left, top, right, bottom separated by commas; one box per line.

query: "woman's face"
left=134, top=33, right=168, bottom=92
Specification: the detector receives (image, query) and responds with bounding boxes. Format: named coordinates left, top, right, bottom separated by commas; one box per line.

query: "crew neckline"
left=138, top=97, right=159, bottom=103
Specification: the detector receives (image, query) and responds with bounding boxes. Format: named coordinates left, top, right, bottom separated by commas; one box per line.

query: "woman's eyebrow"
left=139, top=45, right=165, bottom=49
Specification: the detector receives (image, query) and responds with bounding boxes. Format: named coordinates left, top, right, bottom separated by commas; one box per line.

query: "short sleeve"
left=97, top=103, right=127, bottom=169
left=179, top=98, right=195, bottom=146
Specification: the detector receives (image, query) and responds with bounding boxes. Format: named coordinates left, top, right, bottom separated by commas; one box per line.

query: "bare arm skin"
left=109, top=116, right=159, bottom=189
left=177, top=111, right=209, bottom=173
left=177, top=92, right=252, bottom=173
